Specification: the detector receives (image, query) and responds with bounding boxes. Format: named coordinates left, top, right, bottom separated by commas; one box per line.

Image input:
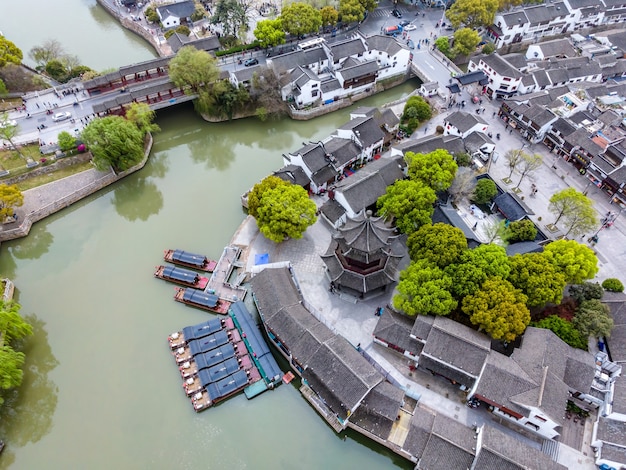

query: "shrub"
left=472, top=178, right=497, bottom=204
left=506, top=219, right=537, bottom=243
left=145, top=7, right=159, bottom=23
left=482, top=42, right=496, bottom=55
left=435, top=125, right=444, bottom=134
left=532, top=315, right=587, bottom=350
left=603, top=278, right=624, bottom=292
left=454, top=152, right=472, bottom=167
left=569, top=282, right=604, bottom=304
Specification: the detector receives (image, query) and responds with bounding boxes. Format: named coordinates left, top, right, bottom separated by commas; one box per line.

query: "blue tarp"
left=206, top=370, right=249, bottom=401
left=197, top=357, right=241, bottom=387
left=183, top=289, right=219, bottom=308
left=193, top=344, right=236, bottom=371
left=254, top=253, right=269, bottom=265
left=182, top=318, right=224, bottom=342
left=172, top=250, right=208, bottom=268
left=162, top=265, right=199, bottom=283
left=231, top=302, right=282, bottom=383
left=188, top=330, right=229, bottom=356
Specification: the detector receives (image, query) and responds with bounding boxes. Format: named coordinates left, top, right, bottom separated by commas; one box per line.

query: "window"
left=534, top=415, right=547, bottom=422
left=312, top=90, right=318, bottom=97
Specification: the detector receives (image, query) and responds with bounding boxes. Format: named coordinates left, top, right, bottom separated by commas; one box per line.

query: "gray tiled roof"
left=550, top=117, right=577, bottom=137
left=273, top=164, right=310, bottom=187
left=250, top=267, right=302, bottom=321
left=597, top=417, right=626, bottom=448
left=535, top=38, right=578, bottom=59
left=360, top=380, right=404, bottom=421
left=339, top=60, right=379, bottom=81
left=373, top=307, right=424, bottom=355
left=410, top=315, right=435, bottom=341
left=323, top=136, right=360, bottom=167
left=156, top=0, right=195, bottom=19
left=394, top=134, right=466, bottom=156
left=525, top=3, right=570, bottom=25
left=478, top=54, right=523, bottom=79
left=265, top=303, right=322, bottom=360
left=403, top=407, right=436, bottom=458
left=321, top=78, right=341, bottom=93
left=329, top=38, right=366, bottom=60
left=444, top=111, right=488, bottom=134
left=419, top=414, right=476, bottom=470
left=493, top=192, right=527, bottom=221
left=431, top=204, right=481, bottom=247
left=501, top=53, right=528, bottom=70
left=365, top=35, right=404, bottom=57
left=320, top=198, right=346, bottom=224
left=340, top=116, right=385, bottom=148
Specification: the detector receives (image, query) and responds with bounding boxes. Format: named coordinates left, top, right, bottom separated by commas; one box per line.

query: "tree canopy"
left=0, top=36, right=23, bottom=68
left=407, top=223, right=467, bottom=267
left=548, top=188, right=593, bottom=224
left=0, top=184, right=24, bottom=220
left=544, top=239, right=598, bottom=284
left=573, top=299, right=614, bottom=339
left=448, top=167, right=476, bottom=204
left=462, top=278, right=530, bottom=342
left=445, top=0, right=499, bottom=29
left=125, top=102, right=160, bottom=135
left=376, top=179, right=436, bottom=234
left=254, top=182, right=317, bottom=242
left=320, top=6, right=339, bottom=27
left=280, top=3, right=322, bottom=37
left=514, top=152, right=543, bottom=189
left=452, top=28, right=482, bottom=57
left=472, top=178, right=497, bottom=204
left=445, top=244, right=510, bottom=297
left=168, top=46, right=220, bottom=92
left=57, top=131, right=77, bottom=152
left=0, top=300, right=33, bottom=403
left=561, top=201, right=597, bottom=238
left=504, top=148, right=526, bottom=180
left=569, top=282, right=604, bottom=305
left=532, top=315, right=587, bottom=350
left=393, top=260, right=457, bottom=317
left=508, top=253, right=566, bottom=308
left=247, top=175, right=289, bottom=218
left=211, top=0, right=247, bottom=38
left=254, top=19, right=286, bottom=49
left=0, top=112, right=24, bottom=159
left=505, top=219, right=537, bottom=243
left=81, top=116, right=145, bottom=172
left=29, top=39, right=64, bottom=69
left=339, top=0, right=366, bottom=24
left=406, top=149, right=458, bottom=192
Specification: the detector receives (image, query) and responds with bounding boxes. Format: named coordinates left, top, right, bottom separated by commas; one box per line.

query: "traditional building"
left=321, top=211, right=404, bottom=300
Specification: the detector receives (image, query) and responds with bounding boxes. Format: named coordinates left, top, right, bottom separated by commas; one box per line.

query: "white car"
left=52, top=112, right=72, bottom=122
left=0, top=119, right=17, bottom=128
left=404, top=24, right=417, bottom=31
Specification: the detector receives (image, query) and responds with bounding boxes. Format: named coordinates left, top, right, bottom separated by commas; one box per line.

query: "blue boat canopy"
left=183, top=289, right=219, bottom=308
left=173, top=250, right=207, bottom=267
left=163, top=265, right=199, bottom=283
left=194, top=344, right=236, bottom=371
left=206, top=370, right=249, bottom=401
left=188, top=330, right=229, bottom=356
left=197, top=357, right=241, bottom=387
left=182, top=318, right=224, bottom=342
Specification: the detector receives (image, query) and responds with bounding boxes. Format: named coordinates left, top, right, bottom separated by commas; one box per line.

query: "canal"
left=1, top=2, right=418, bottom=469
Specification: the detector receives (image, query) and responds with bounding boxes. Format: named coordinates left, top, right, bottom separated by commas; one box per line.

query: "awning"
left=446, top=83, right=461, bottom=93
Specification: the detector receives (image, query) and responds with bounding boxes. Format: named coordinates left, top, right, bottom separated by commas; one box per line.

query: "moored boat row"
left=154, top=265, right=209, bottom=289
left=174, top=287, right=231, bottom=315
left=164, top=249, right=217, bottom=273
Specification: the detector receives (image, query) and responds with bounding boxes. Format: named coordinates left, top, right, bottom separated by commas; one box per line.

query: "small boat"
left=154, top=265, right=209, bottom=289
left=164, top=249, right=217, bottom=272
left=168, top=317, right=227, bottom=350
left=174, top=288, right=231, bottom=315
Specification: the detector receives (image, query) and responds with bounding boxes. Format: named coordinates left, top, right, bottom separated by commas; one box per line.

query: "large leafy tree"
left=254, top=19, right=286, bottom=49
left=0, top=36, right=23, bottom=68
left=504, top=148, right=526, bottom=180
left=514, top=152, right=543, bottom=190
left=452, top=28, right=482, bottom=57
left=462, top=278, right=530, bottom=342
left=320, top=6, right=339, bottom=27
left=544, top=239, right=598, bottom=284
left=532, top=315, right=587, bottom=350
left=211, top=0, right=247, bottom=38
left=0, top=346, right=26, bottom=400
left=445, top=244, right=510, bottom=297
left=255, top=182, right=317, bottom=242
left=561, top=203, right=597, bottom=238
left=472, top=178, right=497, bottom=204
left=508, top=253, right=566, bottom=308
left=448, top=167, right=476, bottom=204
left=393, top=260, right=457, bottom=317
left=506, top=219, right=537, bottom=243
left=403, top=96, right=433, bottom=124
left=407, top=223, right=467, bottom=267
left=568, top=282, right=604, bottom=305
left=125, top=102, right=160, bottom=136
left=29, top=39, right=64, bottom=69
left=0, top=301, right=33, bottom=343
left=81, top=116, right=145, bottom=172
left=548, top=188, right=593, bottom=225
left=247, top=175, right=289, bottom=218
left=197, top=80, right=249, bottom=120
left=168, top=46, right=220, bottom=92
left=338, top=0, right=366, bottom=24
left=0, top=300, right=32, bottom=403
left=0, top=184, right=23, bottom=220
left=406, top=149, right=458, bottom=192
left=446, top=0, right=499, bottom=29
left=280, top=3, right=322, bottom=37
left=573, top=299, right=614, bottom=339
left=376, top=179, right=436, bottom=234
left=57, top=131, right=77, bottom=152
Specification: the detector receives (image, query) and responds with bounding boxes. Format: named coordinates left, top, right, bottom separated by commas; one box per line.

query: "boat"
left=190, top=370, right=251, bottom=412
left=168, top=317, right=228, bottom=350
left=179, top=343, right=238, bottom=377
left=154, top=265, right=209, bottom=289
left=174, top=287, right=231, bottom=315
left=164, top=249, right=217, bottom=272
left=173, top=330, right=231, bottom=364
left=183, top=356, right=243, bottom=396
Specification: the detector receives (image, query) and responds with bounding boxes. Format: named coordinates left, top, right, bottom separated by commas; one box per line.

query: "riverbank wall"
left=0, top=133, right=153, bottom=242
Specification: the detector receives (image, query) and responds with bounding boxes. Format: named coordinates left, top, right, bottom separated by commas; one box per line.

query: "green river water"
left=0, top=1, right=418, bottom=468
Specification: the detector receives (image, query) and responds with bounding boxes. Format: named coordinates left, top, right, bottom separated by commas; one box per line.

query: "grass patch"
left=16, top=161, right=93, bottom=191
left=0, top=98, right=21, bottom=112
left=0, top=144, right=41, bottom=170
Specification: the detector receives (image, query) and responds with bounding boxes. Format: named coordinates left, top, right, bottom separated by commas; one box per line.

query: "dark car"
left=392, top=9, right=402, bottom=18
left=399, top=20, right=410, bottom=27
left=244, top=58, right=259, bottom=67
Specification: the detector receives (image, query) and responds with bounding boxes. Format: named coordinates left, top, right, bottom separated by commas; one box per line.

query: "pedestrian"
left=424, top=126, right=428, bottom=133
left=36, top=103, right=40, bottom=109
left=472, top=222, right=478, bottom=230
left=493, top=111, right=496, bottom=118
left=509, top=129, right=513, bottom=134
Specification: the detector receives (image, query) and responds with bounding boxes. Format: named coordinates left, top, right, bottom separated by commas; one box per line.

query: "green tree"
left=0, top=36, right=23, bottom=68
left=211, top=0, right=247, bottom=38
left=406, top=149, right=458, bottom=192
left=569, top=282, right=604, bottom=304
left=0, top=78, right=7, bottom=96
left=472, top=178, right=497, bottom=204
left=445, top=243, right=510, bottom=297
left=0, top=184, right=24, bottom=220
left=603, top=278, right=624, bottom=293
left=403, top=96, right=432, bottom=122
left=462, top=278, right=530, bottom=342
left=168, top=46, right=220, bottom=92
left=448, top=167, right=476, bottom=204
left=320, top=6, right=339, bottom=27
left=255, top=183, right=317, bottom=242
left=544, top=239, right=598, bottom=284
left=254, top=19, right=286, bottom=49
left=339, top=0, right=366, bottom=23
left=0, top=346, right=26, bottom=400
left=57, top=131, right=76, bottom=152
left=532, top=315, right=587, bottom=350
left=29, top=39, right=64, bottom=69
left=506, top=219, right=537, bottom=243
left=561, top=203, right=597, bottom=238
left=125, top=102, right=160, bottom=135
left=45, top=58, right=69, bottom=82
left=452, top=28, right=481, bottom=57
left=514, top=153, right=542, bottom=190
left=548, top=188, right=593, bottom=225
left=250, top=68, right=286, bottom=117
left=248, top=175, right=289, bottom=218
left=573, top=299, right=614, bottom=339
left=393, top=259, right=457, bottom=317
left=504, top=148, right=526, bottom=180
left=508, top=253, right=566, bottom=308
left=0, top=112, right=25, bottom=160
left=145, top=6, right=160, bottom=23
left=483, top=219, right=508, bottom=245
left=376, top=179, right=437, bottom=234
left=360, top=0, right=377, bottom=12
left=81, top=116, right=145, bottom=173
left=435, top=37, right=452, bottom=58
left=446, top=0, right=499, bottom=29
left=0, top=301, right=33, bottom=343
left=197, top=80, right=249, bottom=120
left=0, top=300, right=33, bottom=402
left=407, top=223, right=467, bottom=267
left=280, top=3, right=322, bottom=36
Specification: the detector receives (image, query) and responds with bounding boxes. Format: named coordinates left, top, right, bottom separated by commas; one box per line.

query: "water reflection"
left=0, top=316, right=58, bottom=461
left=9, top=226, right=54, bottom=261
left=187, top=128, right=236, bottom=171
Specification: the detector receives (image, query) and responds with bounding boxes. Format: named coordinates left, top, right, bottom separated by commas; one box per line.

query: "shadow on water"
left=0, top=315, right=59, bottom=469
left=8, top=226, right=54, bottom=262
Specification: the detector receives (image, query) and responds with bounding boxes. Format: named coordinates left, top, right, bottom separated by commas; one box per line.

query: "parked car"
left=0, top=119, right=17, bottom=128
left=52, top=112, right=72, bottom=122
left=404, top=24, right=417, bottom=31
left=244, top=58, right=259, bottom=67
left=392, top=9, right=402, bottom=18
left=399, top=20, right=410, bottom=27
